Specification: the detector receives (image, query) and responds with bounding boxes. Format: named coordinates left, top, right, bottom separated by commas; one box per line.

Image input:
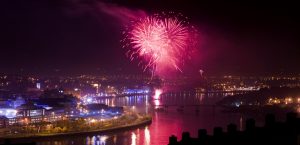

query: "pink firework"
left=123, top=12, right=198, bottom=76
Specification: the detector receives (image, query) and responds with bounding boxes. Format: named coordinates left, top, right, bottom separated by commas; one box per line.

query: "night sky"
left=0, top=0, right=299, bottom=76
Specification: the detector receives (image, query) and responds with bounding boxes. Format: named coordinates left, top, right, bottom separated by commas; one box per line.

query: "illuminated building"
left=17, top=102, right=45, bottom=123
left=36, top=82, right=41, bottom=89
left=0, top=108, right=17, bottom=118
left=0, top=116, right=8, bottom=128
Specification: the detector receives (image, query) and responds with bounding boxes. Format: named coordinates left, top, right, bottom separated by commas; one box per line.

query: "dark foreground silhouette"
left=0, top=139, right=35, bottom=145
left=168, top=112, right=300, bottom=145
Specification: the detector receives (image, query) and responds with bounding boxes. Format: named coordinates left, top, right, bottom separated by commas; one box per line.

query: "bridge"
left=153, top=104, right=216, bottom=112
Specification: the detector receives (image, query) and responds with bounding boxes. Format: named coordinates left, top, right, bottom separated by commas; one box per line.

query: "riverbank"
left=0, top=115, right=152, bottom=140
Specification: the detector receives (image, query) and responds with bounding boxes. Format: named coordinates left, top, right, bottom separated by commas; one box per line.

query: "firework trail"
left=123, top=12, right=198, bottom=76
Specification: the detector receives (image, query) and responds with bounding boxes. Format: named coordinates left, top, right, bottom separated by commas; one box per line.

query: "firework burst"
left=122, top=12, right=198, bottom=76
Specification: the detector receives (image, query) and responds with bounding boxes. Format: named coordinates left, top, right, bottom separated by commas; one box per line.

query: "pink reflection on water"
left=145, top=127, right=150, bottom=145
left=154, top=99, right=160, bottom=109
left=131, top=132, right=136, bottom=145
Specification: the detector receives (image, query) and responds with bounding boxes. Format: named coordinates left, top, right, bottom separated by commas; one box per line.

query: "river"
left=12, top=91, right=276, bottom=145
